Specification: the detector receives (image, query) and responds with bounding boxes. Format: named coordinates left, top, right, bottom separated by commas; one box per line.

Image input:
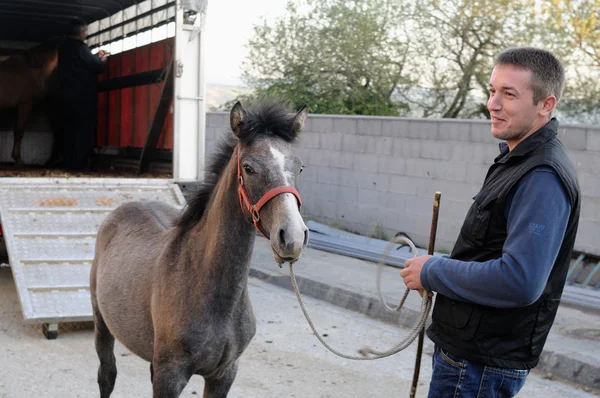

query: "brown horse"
left=90, top=101, right=309, bottom=397
left=0, top=37, right=63, bottom=164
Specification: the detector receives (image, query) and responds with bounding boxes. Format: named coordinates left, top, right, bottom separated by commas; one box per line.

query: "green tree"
left=401, top=0, right=537, bottom=119
left=540, top=0, right=600, bottom=123
left=236, top=0, right=414, bottom=116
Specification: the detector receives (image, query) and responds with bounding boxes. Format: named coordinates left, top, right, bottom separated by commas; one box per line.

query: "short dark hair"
left=494, top=47, right=565, bottom=104
left=69, top=17, right=88, bottom=36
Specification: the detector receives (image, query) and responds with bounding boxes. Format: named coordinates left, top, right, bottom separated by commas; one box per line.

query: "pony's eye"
left=299, top=166, right=304, bottom=174
left=243, top=164, right=254, bottom=174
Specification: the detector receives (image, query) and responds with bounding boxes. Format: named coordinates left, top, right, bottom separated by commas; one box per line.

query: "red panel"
left=95, top=38, right=176, bottom=150
left=107, top=54, right=122, bottom=147
left=96, top=67, right=108, bottom=146
left=120, top=51, right=134, bottom=147
left=134, top=45, right=150, bottom=147
left=149, top=42, right=165, bottom=148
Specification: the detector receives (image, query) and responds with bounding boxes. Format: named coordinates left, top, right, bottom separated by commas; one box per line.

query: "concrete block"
left=339, top=169, right=359, bottom=187
left=378, top=208, right=404, bottom=231
left=580, top=173, right=600, bottom=198
left=389, top=175, right=419, bottom=195
left=357, top=118, right=383, bottom=136
left=332, top=118, right=357, bottom=135
left=355, top=204, right=382, bottom=226
left=207, top=113, right=227, bottom=127
left=405, top=195, right=438, bottom=216
left=378, top=191, right=407, bottom=209
left=440, top=200, right=471, bottom=221
left=204, top=126, right=215, bottom=141
left=440, top=122, right=472, bottom=141
left=306, top=199, right=338, bottom=218
left=298, top=132, right=320, bottom=149
left=338, top=185, right=358, bottom=203
left=465, top=162, right=489, bottom=184
left=407, top=120, right=439, bottom=140
left=580, top=198, right=600, bottom=222
left=557, top=126, right=587, bottom=150
left=306, top=149, right=331, bottom=167
left=405, top=158, right=436, bottom=179
left=416, top=178, right=445, bottom=199
left=336, top=201, right=360, bottom=223
left=382, top=119, right=410, bottom=138
left=329, top=151, right=354, bottom=169
left=357, top=188, right=379, bottom=205
left=319, top=132, right=343, bottom=150
left=441, top=161, right=468, bottom=183
left=300, top=164, right=318, bottom=182
left=396, top=212, right=433, bottom=238
left=420, top=140, right=453, bottom=160
left=356, top=172, right=390, bottom=192
left=378, top=157, right=406, bottom=174
left=316, top=166, right=342, bottom=185
left=342, top=134, right=370, bottom=153
left=452, top=142, right=498, bottom=164
left=392, top=138, right=421, bottom=158
left=372, top=137, right=394, bottom=155
left=309, top=117, right=334, bottom=133
left=353, top=153, right=379, bottom=173
left=293, top=147, right=311, bottom=165
left=470, top=122, right=494, bottom=143
left=309, top=182, right=340, bottom=202
left=587, top=130, right=600, bottom=152
left=572, top=152, right=600, bottom=175
left=429, top=180, right=480, bottom=202
left=574, top=220, right=600, bottom=256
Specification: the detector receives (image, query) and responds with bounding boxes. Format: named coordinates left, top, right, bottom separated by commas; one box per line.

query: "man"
left=57, top=17, right=108, bottom=171
left=401, top=47, right=580, bottom=397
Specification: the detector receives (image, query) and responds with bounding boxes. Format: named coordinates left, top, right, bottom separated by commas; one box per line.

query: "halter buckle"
left=251, top=208, right=260, bottom=222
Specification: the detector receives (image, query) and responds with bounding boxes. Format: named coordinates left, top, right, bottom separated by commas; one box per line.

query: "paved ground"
left=0, top=266, right=597, bottom=397
left=248, top=236, right=600, bottom=394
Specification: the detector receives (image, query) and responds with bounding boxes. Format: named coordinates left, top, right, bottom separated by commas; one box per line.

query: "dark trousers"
left=62, top=98, right=97, bottom=171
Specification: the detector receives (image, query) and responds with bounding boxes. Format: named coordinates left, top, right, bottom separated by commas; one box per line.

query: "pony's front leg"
left=151, top=355, right=193, bottom=398
left=203, top=360, right=239, bottom=398
left=12, top=102, right=32, bottom=164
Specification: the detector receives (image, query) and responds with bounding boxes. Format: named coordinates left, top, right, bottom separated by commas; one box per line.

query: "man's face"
left=79, top=26, right=88, bottom=40
left=487, top=64, right=548, bottom=149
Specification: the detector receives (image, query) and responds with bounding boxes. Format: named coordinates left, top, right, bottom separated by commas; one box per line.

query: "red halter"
left=237, top=148, right=302, bottom=239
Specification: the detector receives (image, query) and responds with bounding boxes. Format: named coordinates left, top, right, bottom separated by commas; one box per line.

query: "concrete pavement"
left=249, top=236, right=600, bottom=394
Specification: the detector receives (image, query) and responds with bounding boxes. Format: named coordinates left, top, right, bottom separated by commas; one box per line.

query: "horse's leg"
left=202, top=361, right=239, bottom=398
left=151, top=358, right=193, bottom=398
left=92, top=299, right=118, bottom=398
left=11, top=102, right=32, bottom=164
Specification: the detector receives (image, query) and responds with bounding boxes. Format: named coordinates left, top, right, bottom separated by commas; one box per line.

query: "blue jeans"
left=428, top=346, right=530, bottom=398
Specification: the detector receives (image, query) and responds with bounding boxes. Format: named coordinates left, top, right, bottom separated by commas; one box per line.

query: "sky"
left=203, top=0, right=288, bottom=87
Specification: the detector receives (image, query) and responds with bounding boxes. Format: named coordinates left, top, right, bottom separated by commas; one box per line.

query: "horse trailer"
left=0, top=0, right=207, bottom=338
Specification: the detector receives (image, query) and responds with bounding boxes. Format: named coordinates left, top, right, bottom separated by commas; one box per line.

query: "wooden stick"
left=410, top=191, right=441, bottom=398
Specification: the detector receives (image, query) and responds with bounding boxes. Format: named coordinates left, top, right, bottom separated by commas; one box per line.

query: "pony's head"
left=230, top=100, right=309, bottom=264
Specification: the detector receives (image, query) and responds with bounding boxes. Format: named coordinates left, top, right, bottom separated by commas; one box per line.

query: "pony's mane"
left=20, top=37, right=63, bottom=68
left=176, top=101, right=299, bottom=232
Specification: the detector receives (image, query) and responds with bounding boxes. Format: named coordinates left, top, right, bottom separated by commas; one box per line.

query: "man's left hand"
left=400, top=255, right=433, bottom=290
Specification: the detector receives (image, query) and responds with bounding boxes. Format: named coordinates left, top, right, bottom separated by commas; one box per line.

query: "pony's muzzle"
left=274, top=220, right=308, bottom=260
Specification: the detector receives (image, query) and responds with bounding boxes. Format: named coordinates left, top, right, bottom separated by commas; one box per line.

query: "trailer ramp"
left=0, top=178, right=186, bottom=338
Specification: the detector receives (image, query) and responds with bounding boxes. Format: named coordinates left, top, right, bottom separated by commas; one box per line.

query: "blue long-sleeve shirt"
left=420, top=166, right=571, bottom=308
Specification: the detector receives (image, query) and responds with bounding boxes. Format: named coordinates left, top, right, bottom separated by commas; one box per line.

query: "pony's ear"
left=230, top=101, right=246, bottom=137
left=291, top=104, right=308, bottom=137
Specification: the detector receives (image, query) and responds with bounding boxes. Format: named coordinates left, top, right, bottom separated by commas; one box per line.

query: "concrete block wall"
left=205, top=112, right=600, bottom=256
